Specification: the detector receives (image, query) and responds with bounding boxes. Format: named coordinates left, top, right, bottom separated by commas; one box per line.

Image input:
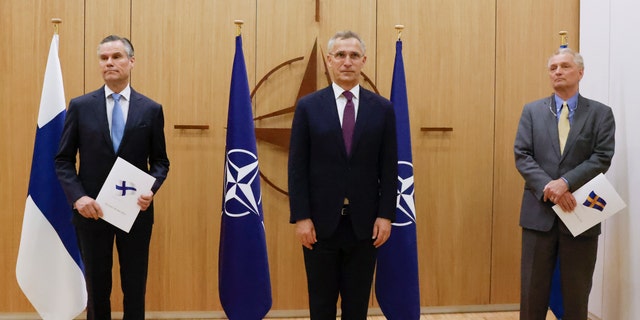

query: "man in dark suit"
left=288, top=30, right=397, bottom=320
left=55, top=35, right=169, bottom=320
left=514, top=47, right=615, bottom=320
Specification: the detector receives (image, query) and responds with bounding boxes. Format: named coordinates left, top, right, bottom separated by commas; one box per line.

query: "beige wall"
left=0, top=0, right=579, bottom=313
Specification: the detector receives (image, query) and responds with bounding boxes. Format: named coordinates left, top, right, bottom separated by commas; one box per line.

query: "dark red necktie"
left=342, top=91, right=355, bottom=155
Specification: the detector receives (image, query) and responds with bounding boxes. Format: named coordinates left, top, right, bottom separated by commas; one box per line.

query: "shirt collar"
left=554, top=93, right=579, bottom=112
left=105, top=85, right=131, bottom=101
left=332, top=83, right=360, bottom=100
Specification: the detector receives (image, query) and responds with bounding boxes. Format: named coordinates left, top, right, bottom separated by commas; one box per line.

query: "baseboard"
left=0, top=305, right=522, bottom=319
left=588, top=311, right=602, bottom=320
left=1, top=304, right=609, bottom=320
left=420, top=304, right=520, bottom=314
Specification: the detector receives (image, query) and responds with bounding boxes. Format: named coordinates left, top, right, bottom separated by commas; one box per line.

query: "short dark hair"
left=99, top=35, right=135, bottom=57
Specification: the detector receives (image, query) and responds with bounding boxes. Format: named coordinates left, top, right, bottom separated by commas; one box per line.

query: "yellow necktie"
left=558, top=101, right=570, bottom=154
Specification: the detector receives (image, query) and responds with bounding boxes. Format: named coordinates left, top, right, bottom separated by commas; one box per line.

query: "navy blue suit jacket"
left=55, top=86, right=170, bottom=228
left=288, top=86, right=397, bottom=240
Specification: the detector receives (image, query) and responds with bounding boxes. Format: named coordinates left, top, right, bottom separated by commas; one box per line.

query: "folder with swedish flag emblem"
left=553, top=173, right=626, bottom=236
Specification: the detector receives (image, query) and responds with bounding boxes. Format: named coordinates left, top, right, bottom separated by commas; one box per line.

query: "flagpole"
left=52, top=18, right=62, bottom=34
left=559, top=30, right=568, bottom=48
left=395, top=24, right=404, bottom=41
left=234, top=19, right=243, bottom=36
left=16, top=16, right=88, bottom=320
left=219, top=18, right=272, bottom=319
left=375, top=24, right=421, bottom=320
left=548, top=30, right=570, bottom=320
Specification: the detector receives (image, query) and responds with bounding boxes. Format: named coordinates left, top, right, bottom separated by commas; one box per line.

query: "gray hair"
left=327, top=30, right=366, bottom=55
left=98, top=35, right=135, bottom=58
left=548, top=47, right=584, bottom=70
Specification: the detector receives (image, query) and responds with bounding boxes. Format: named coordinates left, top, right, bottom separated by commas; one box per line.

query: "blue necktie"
left=111, top=93, right=124, bottom=152
left=342, top=91, right=355, bottom=155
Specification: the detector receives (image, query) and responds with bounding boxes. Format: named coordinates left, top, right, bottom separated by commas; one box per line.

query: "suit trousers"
left=76, top=219, right=153, bottom=320
left=520, top=221, right=598, bottom=320
left=303, top=215, right=377, bottom=320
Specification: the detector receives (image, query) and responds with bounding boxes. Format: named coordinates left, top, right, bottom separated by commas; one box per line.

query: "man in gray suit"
left=514, top=47, right=615, bottom=319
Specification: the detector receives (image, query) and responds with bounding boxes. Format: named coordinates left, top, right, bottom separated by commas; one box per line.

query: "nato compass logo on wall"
left=223, top=149, right=262, bottom=217
left=251, top=40, right=379, bottom=196
left=114, top=180, right=137, bottom=196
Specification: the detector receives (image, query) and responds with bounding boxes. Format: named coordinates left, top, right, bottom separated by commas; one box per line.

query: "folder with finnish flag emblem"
left=553, top=173, right=626, bottom=236
left=96, top=157, right=156, bottom=232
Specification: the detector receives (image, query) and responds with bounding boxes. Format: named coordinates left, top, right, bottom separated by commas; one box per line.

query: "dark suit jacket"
left=514, top=94, right=615, bottom=236
left=55, top=86, right=170, bottom=228
left=288, top=86, right=397, bottom=240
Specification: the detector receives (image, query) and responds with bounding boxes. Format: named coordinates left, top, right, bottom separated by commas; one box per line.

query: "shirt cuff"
left=560, top=176, right=570, bottom=189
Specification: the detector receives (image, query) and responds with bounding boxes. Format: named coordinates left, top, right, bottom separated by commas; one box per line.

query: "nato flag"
left=219, top=34, right=272, bottom=320
left=375, top=39, right=421, bottom=320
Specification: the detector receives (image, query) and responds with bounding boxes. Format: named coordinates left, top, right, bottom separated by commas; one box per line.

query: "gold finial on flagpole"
left=234, top=20, right=244, bottom=36
left=52, top=18, right=62, bottom=35
left=559, top=30, right=568, bottom=48
left=395, top=24, right=405, bottom=41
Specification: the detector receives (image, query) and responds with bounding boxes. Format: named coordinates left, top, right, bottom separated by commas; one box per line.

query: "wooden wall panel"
left=0, top=0, right=85, bottom=312
left=130, top=0, right=256, bottom=312
left=0, top=0, right=582, bottom=314
left=377, top=0, right=496, bottom=306
left=255, top=0, right=318, bottom=310
left=84, top=0, right=131, bottom=91
left=492, top=0, right=580, bottom=303
left=319, top=0, right=378, bottom=92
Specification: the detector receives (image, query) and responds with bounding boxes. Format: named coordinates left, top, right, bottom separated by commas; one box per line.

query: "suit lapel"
left=324, top=86, right=374, bottom=159
left=320, top=87, right=350, bottom=158
left=562, top=95, right=589, bottom=157
left=120, top=89, right=143, bottom=151
left=350, top=88, right=372, bottom=156
left=91, top=87, right=113, bottom=149
left=543, top=95, right=563, bottom=158
left=95, top=86, right=144, bottom=154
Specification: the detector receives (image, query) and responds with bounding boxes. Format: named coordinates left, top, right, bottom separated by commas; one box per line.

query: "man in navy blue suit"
left=288, top=30, right=397, bottom=320
left=55, top=35, right=169, bottom=320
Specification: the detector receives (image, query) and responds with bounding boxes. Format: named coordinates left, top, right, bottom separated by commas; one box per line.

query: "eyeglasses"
left=329, top=51, right=363, bottom=61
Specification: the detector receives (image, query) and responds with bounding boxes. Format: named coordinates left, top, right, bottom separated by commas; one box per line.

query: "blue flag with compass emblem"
left=219, top=34, right=272, bottom=320
left=375, top=39, right=421, bottom=320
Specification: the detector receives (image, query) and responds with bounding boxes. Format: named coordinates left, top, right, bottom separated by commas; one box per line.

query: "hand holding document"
left=96, top=157, right=156, bottom=233
left=553, top=173, right=626, bottom=237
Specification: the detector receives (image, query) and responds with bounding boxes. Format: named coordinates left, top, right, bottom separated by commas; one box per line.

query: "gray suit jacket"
left=514, top=94, right=615, bottom=236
